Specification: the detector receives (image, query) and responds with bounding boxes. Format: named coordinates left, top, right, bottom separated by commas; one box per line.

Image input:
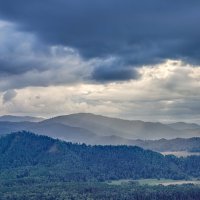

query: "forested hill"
left=0, top=131, right=200, bottom=181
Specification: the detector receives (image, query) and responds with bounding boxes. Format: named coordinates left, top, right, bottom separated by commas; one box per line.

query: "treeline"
left=0, top=181, right=200, bottom=200
left=0, top=131, right=200, bottom=182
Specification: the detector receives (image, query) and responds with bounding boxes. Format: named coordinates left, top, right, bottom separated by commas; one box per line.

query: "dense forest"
left=0, top=132, right=200, bottom=199
left=0, top=131, right=200, bottom=182
left=1, top=180, right=200, bottom=200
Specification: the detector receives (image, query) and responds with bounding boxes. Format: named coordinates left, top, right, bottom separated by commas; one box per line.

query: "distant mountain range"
left=0, top=113, right=200, bottom=152
left=0, top=115, right=44, bottom=122
left=45, top=113, right=200, bottom=140
left=167, top=122, right=200, bottom=131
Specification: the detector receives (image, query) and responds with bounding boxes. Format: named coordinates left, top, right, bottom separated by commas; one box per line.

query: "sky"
left=0, top=0, right=200, bottom=123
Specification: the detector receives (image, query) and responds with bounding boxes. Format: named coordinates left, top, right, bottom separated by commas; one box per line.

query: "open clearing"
left=161, top=151, right=200, bottom=157
left=107, top=179, right=200, bottom=186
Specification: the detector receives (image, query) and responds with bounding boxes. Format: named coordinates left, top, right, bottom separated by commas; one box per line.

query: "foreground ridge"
left=0, top=131, right=199, bottom=182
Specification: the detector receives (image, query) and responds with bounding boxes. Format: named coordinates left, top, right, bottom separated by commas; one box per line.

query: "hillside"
left=0, top=121, right=98, bottom=143
left=130, top=137, right=200, bottom=152
left=1, top=114, right=200, bottom=142
left=0, top=115, right=200, bottom=153
left=168, top=122, right=200, bottom=131
left=0, top=131, right=200, bottom=182
left=45, top=113, right=200, bottom=140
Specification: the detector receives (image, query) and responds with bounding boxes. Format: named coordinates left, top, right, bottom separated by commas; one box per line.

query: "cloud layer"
left=0, top=1, right=200, bottom=122
left=1, top=0, right=200, bottom=65
left=0, top=1, right=200, bottom=86
left=0, top=21, right=96, bottom=91
left=1, top=61, right=200, bottom=122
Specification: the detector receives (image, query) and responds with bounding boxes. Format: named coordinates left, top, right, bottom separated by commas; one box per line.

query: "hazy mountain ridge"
left=168, top=122, right=200, bottom=131
left=0, top=121, right=98, bottom=143
left=45, top=113, right=200, bottom=140
left=0, top=115, right=44, bottom=122
left=0, top=113, right=200, bottom=152
left=131, top=137, right=200, bottom=152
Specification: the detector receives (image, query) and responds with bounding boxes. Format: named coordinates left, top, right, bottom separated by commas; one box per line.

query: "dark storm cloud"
left=0, top=0, right=200, bottom=82
left=0, top=56, right=48, bottom=76
left=0, top=0, right=200, bottom=58
left=91, top=62, right=140, bottom=82
left=92, top=67, right=138, bottom=82
left=0, top=22, right=52, bottom=76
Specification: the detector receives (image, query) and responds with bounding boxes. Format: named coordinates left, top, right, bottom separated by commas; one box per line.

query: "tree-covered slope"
left=0, top=131, right=200, bottom=182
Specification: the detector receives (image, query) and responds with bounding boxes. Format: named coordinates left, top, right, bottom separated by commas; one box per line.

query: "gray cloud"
left=0, top=0, right=200, bottom=88
left=91, top=62, right=140, bottom=82
left=0, top=22, right=94, bottom=91
left=3, top=90, right=17, bottom=104
left=0, top=0, right=200, bottom=66
left=1, top=63, right=200, bottom=123
left=0, top=23, right=50, bottom=76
